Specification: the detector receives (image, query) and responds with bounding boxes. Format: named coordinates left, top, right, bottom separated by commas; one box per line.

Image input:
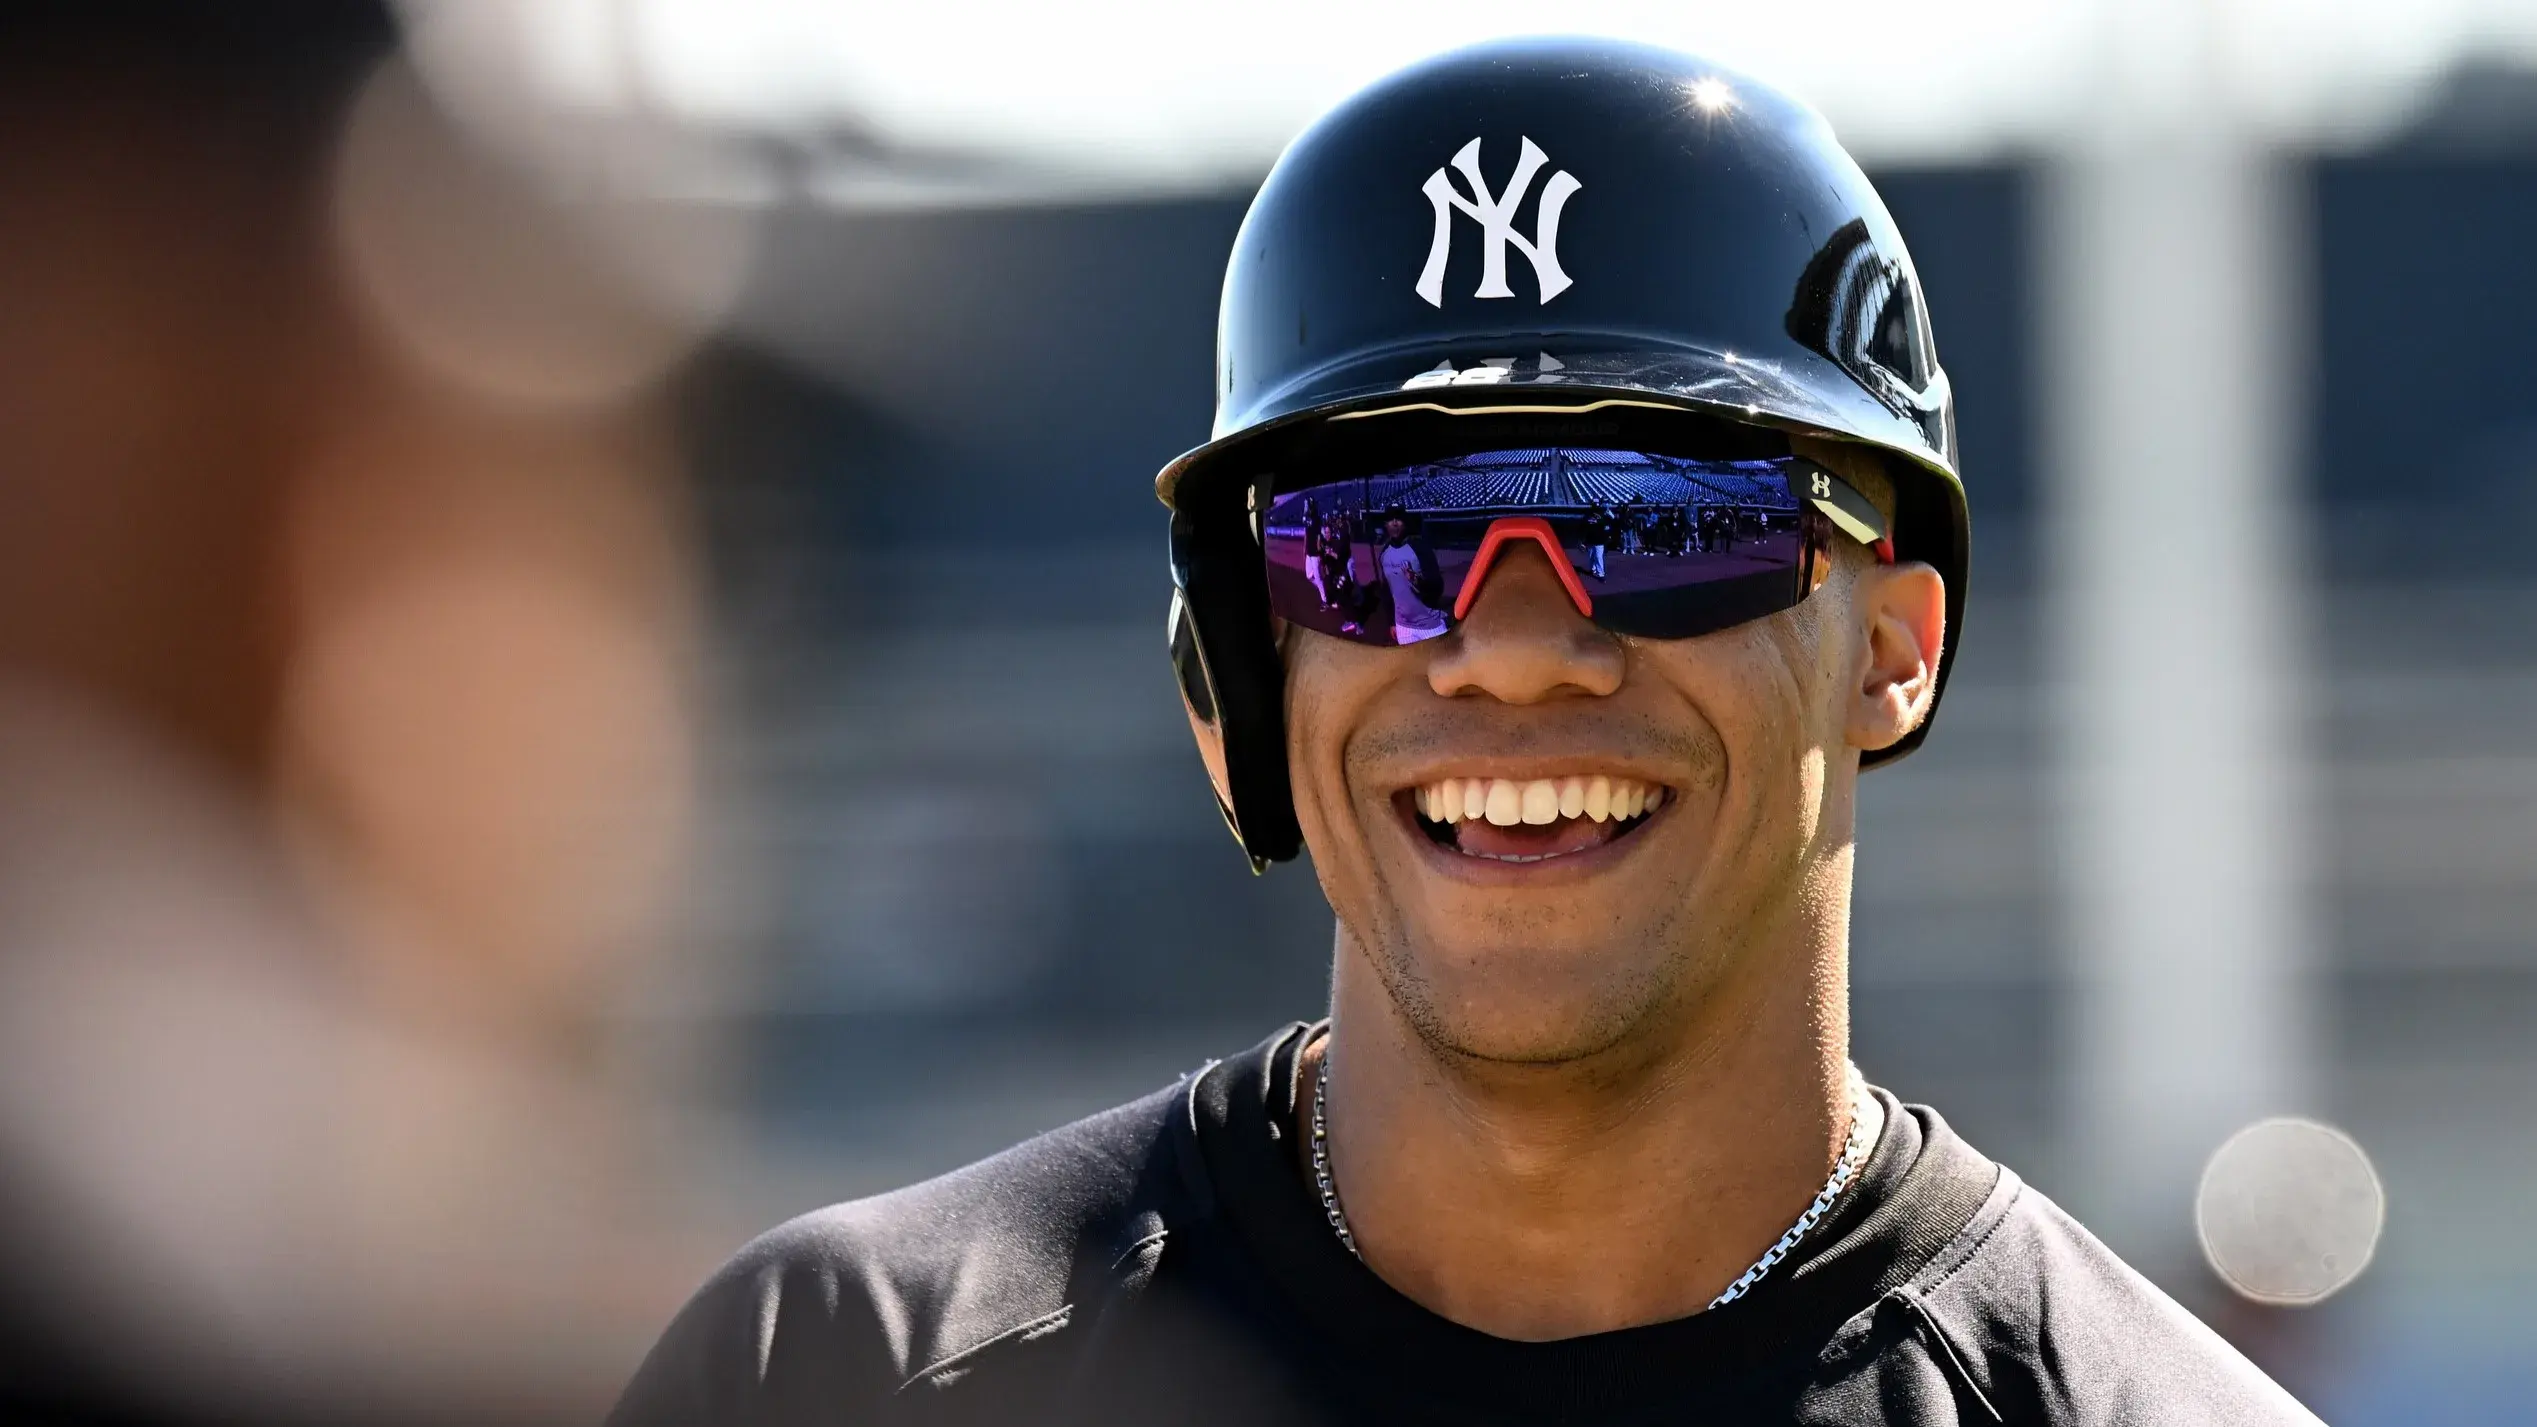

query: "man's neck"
left=1304, top=933, right=1853, bottom=1342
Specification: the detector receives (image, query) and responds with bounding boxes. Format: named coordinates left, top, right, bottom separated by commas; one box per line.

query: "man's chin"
left=1375, top=932, right=1686, bottom=1068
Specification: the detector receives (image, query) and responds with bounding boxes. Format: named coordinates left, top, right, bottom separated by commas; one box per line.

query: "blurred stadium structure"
left=7, top=1, right=2537, bottom=1422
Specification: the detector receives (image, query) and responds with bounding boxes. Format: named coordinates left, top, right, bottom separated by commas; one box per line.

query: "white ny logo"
left=1415, top=136, right=1581, bottom=309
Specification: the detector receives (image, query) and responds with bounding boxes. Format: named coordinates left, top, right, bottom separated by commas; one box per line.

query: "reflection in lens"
left=1261, top=449, right=1810, bottom=644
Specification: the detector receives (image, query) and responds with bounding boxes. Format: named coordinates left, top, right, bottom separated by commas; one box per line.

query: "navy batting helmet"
left=1162, top=37, right=1969, bottom=869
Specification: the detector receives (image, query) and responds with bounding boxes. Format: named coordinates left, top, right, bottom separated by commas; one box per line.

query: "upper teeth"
left=1416, top=776, right=1664, bottom=827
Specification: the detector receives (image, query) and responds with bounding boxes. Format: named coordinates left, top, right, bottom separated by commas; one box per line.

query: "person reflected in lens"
left=1302, top=496, right=1329, bottom=606
left=1376, top=507, right=1448, bottom=646
left=1325, top=510, right=1367, bottom=636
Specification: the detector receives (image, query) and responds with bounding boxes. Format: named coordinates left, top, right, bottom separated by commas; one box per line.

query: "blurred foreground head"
left=0, top=4, right=747, bottom=1421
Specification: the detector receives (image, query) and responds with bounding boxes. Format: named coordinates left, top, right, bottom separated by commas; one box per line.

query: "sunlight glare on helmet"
left=1688, top=77, right=1735, bottom=114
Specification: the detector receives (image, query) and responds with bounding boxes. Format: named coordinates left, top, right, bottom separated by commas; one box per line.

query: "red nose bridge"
left=1454, top=517, right=1595, bottom=622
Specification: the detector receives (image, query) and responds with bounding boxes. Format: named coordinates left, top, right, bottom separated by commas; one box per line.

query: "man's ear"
left=1846, top=560, right=1946, bottom=753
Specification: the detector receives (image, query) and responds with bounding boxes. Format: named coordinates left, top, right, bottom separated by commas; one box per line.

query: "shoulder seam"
left=895, top=1304, right=1074, bottom=1395
left=1110, top=1226, right=1170, bottom=1274
left=1883, top=1165, right=2025, bottom=1417
left=1184, top=1058, right=1222, bottom=1140
left=1899, top=1294, right=2008, bottom=1424
left=881, top=1070, right=1214, bottom=1399
left=1902, top=1163, right=2024, bottom=1301
left=1170, top=1059, right=1225, bottom=1222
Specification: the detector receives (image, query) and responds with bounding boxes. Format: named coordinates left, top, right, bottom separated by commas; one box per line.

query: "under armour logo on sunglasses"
left=1416, top=137, right=1581, bottom=308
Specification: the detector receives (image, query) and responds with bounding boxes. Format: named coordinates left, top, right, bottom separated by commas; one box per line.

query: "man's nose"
left=1428, top=542, right=1624, bottom=703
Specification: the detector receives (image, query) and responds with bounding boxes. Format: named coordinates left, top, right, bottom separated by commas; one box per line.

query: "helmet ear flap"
left=1169, top=495, right=1301, bottom=869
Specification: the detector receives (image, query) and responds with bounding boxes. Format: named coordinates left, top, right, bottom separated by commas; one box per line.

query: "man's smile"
left=1396, top=773, right=1669, bottom=864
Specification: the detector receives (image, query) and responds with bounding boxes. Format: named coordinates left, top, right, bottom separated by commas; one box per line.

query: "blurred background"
left=1, top=0, right=2532, bottom=1422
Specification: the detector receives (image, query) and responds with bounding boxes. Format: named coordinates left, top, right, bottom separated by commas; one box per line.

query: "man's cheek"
left=1287, top=684, right=1367, bottom=868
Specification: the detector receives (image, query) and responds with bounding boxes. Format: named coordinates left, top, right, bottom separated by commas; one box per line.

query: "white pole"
left=2040, top=0, right=2318, bottom=1282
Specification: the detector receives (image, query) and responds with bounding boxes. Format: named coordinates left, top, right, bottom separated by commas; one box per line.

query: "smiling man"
left=612, top=38, right=2319, bottom=1427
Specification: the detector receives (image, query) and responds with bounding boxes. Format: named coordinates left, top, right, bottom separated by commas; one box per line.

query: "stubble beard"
left=1338, top=876, right=1719, bottom=1071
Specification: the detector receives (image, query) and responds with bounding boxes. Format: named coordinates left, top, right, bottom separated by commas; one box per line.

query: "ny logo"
left=1415, top=136, right=1581, bottom=308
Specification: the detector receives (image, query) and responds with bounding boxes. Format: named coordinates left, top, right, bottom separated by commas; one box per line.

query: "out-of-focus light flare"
left=276, top=417, right=700, bottom=1028
left=331, top=54, right=758, bottom=408
left=1688, top=77, right=1735, bottom=114
left=2196, top=1117, right=2386, bottom=1306
left=0, top=15, right=762, bottom=1421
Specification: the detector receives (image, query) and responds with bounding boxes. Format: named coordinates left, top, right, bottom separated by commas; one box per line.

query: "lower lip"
left=1393, top=795, right=1667, bottom=886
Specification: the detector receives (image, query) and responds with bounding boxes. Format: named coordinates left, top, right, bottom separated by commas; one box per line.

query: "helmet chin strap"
left=1452, top=517, right=1596, bottom=622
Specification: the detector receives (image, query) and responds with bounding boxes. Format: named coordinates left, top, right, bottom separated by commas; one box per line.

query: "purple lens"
left=1262, top=449, right=1818, bottom=645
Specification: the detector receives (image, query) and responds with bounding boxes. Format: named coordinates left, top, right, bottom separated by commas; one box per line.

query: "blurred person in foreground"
left=613, top=40, right=2318, bottom=1427
left=0, top=6, right=764, bottom=1423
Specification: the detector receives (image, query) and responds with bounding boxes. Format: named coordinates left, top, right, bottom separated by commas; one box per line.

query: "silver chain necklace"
left=1309, top=1052, right=1881, bottom=1310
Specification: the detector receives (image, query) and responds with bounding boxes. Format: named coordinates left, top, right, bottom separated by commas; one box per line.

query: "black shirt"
left=610, top=1024, right=2318, bottom=1425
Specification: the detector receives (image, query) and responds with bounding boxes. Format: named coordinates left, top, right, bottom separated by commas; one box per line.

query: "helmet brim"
left=1159, top=339, right=1954, bottom=505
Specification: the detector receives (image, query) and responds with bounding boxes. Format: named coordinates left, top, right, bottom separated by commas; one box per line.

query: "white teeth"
left=1410, top=774, right=1669, bottom=826
left=1519, top=780, right=1559, bottom=824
